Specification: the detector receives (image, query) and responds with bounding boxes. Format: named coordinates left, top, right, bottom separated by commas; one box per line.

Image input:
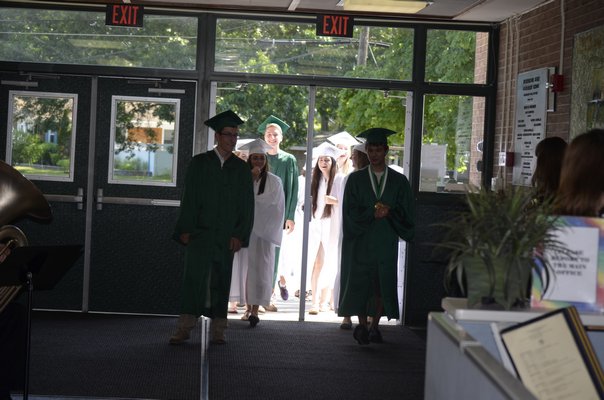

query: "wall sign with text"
left=512, top=68, right=548, bottom=186
left=106, top=4, right=144, bottom=28
left=316, top=15, right=354, bottom=38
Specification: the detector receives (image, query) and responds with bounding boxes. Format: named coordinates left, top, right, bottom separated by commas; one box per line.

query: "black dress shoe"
left=248, top=314, right=260, bottom=328
left=353, top=325, right=370, bottom=345
left=369, top=327, right=383, bottom=343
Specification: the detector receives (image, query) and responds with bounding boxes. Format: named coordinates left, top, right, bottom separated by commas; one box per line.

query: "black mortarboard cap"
left=357, top=128, right=396, bottom=145
left=257, top=115, right=290, bottom=134
left=204, top=110, right=244, bottom=132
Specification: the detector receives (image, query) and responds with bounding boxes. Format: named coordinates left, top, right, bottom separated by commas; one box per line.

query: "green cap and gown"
left=338, top=127, right=415, bottom=320
left=259, top=115, right=299, bottom=224
left=205, top=109, right=245, bottom=132
left=173, top=110, right=255, bottom=318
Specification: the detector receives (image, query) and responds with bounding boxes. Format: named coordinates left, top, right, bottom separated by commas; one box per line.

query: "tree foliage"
left=2, top=8, right=483, bottom=172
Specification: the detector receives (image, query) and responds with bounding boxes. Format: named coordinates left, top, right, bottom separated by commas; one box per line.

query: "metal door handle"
left=44, top=187, right=84, bottom=210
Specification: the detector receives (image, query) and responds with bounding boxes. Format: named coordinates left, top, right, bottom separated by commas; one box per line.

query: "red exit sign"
left=106, top=4, right=144, bottom=27
left=316, top=15, right=354, bottom=38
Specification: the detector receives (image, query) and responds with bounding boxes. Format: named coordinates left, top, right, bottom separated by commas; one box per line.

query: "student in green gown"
left=338, top=128, right=415, bottom=345
left=259, top=115, right=299, bottom=309
left=169, top=110, right=255, bottom=345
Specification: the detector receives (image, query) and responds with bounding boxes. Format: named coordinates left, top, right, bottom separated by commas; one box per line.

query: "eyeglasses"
left=218, top=132, right=239, bottom=138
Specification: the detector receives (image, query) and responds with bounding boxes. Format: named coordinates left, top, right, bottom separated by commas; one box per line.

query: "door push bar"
left=95, top=188, right=180, bottom=210
left=44, top=188, right=84, bottom=210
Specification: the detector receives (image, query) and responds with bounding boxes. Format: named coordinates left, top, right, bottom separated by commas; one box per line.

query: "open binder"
left=499, top=306, right=604, bottom=400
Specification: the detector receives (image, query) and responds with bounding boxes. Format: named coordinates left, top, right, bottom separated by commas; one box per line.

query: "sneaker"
left=278, top=282, right=289, bottom=301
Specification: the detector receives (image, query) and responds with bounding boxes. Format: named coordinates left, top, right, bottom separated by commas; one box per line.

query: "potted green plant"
left=436, top=186, right=567, bottom=310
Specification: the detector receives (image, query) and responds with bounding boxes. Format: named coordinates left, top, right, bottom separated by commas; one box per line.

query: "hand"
left=230, top=237, right=242, bottom=252
left=285, top=219, right=295, bottom=234
left=180, top=233, right=190, bottom=245
left=374, top=203, right=390, bottom=219
left=325, top=195, right=338, bottom=205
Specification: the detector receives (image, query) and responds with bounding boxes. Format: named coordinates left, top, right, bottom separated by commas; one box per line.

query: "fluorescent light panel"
left=344, top=0, right=429, bottom=13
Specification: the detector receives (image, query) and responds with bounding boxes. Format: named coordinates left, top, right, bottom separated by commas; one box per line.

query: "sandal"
left=241, top=311, right=250, bottom=321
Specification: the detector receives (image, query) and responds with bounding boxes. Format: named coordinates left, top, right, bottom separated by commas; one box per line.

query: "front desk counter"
left=424, top=298, right=604, bottom=400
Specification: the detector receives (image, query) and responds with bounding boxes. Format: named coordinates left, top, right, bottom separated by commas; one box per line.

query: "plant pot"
left=462, top=257, right=531, bottom=310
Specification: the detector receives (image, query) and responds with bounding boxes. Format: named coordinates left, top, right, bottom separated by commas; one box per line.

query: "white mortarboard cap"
left=352, top=142, right=367, bottom=154
left=315, top=141, right=345, bottom=159
left=327, top=131, right=359, bottom=147
left=237, top=138, right=273, bottom=154
left=236, top=138, right=255, bottom=150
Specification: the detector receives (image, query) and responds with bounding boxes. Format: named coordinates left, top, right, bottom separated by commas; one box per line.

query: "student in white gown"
left=333, top=142, right=368, bottom=329
left=229, top=139, right=285, bottom=327
left=328, top=130, right=358, bottom=176
left=306, top=142, right=346, bottom=315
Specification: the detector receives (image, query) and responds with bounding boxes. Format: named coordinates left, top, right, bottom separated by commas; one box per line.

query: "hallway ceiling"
left=128, top=0, right=550, bottom=22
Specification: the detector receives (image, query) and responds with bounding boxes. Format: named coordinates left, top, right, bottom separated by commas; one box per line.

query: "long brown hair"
left=247, top=155, right=269, bottom=195
left=555, top=129, right=604, bottom=216
left=353, top=149, right=369, bottom=170
left=310, top=156, right=337, bottom=218
left=531, top=136, right=567, bottom=202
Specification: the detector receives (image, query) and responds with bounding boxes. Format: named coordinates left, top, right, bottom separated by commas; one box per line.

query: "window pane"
left=216, top=19, right=413, bottom=81
left=0, top=7, right=198, bottom=70
left=421, top=95, right=484, bottom=192
left=8, top=92, right=77, bottom=181
left=316, top=87, right=408, bottom=169
left=426, top=30, right=488, bottom=84
left=109, top=97, right=179, bottom=186
left=214, top=82, right=309, bottom=150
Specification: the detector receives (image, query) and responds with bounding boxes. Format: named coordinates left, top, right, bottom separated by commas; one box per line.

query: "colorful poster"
left=532, top=217, right=604, bottom=312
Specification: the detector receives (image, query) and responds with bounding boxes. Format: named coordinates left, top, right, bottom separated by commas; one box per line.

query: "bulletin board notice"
left=513, top=68, right=548, bottom=186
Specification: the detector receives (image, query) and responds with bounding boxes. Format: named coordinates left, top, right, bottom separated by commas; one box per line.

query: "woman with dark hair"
left=306, top=142, right=345, bottom=315
left=555, top=129, right=604, bottom=217
left=228, top=139, right=285, bottom=327
left=531, top=136, right=567, bottom=203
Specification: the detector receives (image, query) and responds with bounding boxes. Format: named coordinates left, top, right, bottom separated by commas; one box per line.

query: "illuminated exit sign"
left=106, top=4, right=144, bottom=27
left=316, top=15, right=354, bottom=38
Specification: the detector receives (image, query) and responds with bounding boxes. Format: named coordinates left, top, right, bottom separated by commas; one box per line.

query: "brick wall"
left=494, top=0, right=604, bottom=186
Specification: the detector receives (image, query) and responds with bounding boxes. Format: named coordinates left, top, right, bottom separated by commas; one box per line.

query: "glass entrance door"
left=1, top=73, right=197, bottom=314
left=215, top=81, right=410, bottom=322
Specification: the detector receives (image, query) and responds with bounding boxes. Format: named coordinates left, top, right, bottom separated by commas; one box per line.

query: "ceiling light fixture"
left=344, top=0, right=429, bottom=14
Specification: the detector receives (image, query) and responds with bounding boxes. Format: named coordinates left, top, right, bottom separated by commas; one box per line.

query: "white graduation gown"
left=306, top=173, right=345, bottom=291
left=230, top=172, right=285, bottom=305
